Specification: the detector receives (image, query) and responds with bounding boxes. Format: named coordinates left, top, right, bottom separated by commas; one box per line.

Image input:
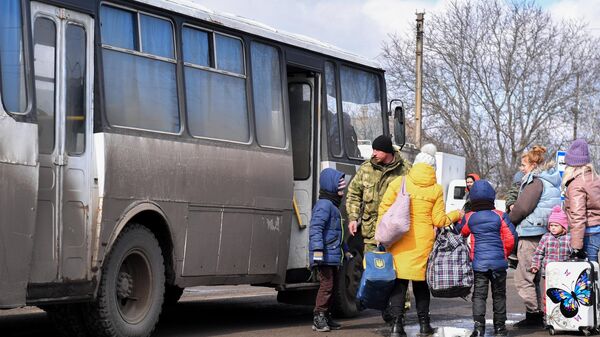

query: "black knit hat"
left=372, top=135, right=394, bottom=154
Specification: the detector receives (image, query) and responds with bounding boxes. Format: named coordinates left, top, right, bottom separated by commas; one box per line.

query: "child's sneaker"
left=312, top=312, right=330, bottom=332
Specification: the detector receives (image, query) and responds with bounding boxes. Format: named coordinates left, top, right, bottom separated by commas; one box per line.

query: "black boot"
left=494, top=321, right=508, bottom=336
left=470, top=321, right=485, bottom=337
left=382, top=306, right=394, bottom=324
left=418, top=313, right=434, bottom=336
left=312, top=312, right=330, bottom=332
left=513, top=311, right=543, bottom=328
left=390, top=316, right=407, bottom=337
left=325, top=312, right=341, bottom=330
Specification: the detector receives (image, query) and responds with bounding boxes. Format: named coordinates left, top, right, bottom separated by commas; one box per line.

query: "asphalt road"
left=0, top=271, right=558, bottom=336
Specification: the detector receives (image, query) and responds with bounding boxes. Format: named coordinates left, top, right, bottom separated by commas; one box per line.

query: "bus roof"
left=133, top=0, right=382, bottom=70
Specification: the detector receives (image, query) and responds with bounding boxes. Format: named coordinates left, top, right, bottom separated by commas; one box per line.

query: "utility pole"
left=572, top=71, right=580, bottom=139
left=415, top=12, right=424, bottom=149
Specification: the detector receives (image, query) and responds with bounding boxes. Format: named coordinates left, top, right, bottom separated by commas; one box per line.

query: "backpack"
left=356, top=247, right=396, bottom=310
left=426, top=226, right=473, bottom=298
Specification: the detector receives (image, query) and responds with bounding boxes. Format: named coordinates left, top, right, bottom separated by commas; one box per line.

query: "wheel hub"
left=117, top=271, right=134, bottom=300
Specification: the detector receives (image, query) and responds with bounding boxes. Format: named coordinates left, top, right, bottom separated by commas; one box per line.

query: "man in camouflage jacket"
left=346, top=135, right=410, bottom=253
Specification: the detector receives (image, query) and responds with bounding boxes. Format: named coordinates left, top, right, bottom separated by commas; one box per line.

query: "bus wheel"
left=44, top=303, right=90, bottom=337
left=85, top=224, right=165, bottom=337
left=333, top=249, right=362, bottom=317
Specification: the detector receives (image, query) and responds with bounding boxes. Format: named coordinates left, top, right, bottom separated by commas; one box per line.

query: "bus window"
left=0, top=0, right=27, bottom=113
left=140, top=14, right=174, bottom=59
left=215, top=33, right=244, bottom=75
left=34, top=17, right=57, bottom=154
left=325, top=62, right=342, bottom=157
left=340, top=66, right=383, bottom=159
left=65, top=24, right=86, bottom=155
left=183, top=26, right=249, bottom=142
left=182, top=27, right=209, bottom=67
left=100, top=5, right=179, bottom=133
left=289, top=82, right=311, bottom=180
left=99, top=5, right=137, bottom=50
left=251, top=42, right=284, bottom=148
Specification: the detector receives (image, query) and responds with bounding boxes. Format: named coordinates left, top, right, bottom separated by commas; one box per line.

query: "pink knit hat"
left=548, top=205, right=568, bottom=231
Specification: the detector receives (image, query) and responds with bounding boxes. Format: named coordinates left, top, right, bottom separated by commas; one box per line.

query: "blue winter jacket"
left=455, top=180, right=518, bottom=272
left=309, top=168, right=344, bottom=266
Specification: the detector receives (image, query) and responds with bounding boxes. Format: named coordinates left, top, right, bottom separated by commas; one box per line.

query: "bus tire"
left=44, top=303, right=90, bottom=337
left=332, top=248, right=362, bottom=317
left=84, top=224, right=165, bottom=337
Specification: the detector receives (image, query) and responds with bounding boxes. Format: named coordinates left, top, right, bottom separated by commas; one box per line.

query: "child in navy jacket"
left=455, top=180, right=517, bottom=337
left=309, top=168, right=346, bottom=332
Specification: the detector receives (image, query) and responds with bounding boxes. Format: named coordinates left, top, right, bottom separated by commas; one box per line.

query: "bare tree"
left=382, top=0, right=600, bottom=193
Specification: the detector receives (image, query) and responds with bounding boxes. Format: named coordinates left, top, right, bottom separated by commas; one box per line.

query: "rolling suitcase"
left=545, top=260, right=600, bottom=336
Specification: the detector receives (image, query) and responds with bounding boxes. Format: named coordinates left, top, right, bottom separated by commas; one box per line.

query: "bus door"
left=287, top=72, right=320, bottom=270
left=30, top=2, right=94, bottom=283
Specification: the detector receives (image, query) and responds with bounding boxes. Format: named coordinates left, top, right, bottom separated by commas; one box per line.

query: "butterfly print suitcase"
left=545, top=261, right=600, bottom=335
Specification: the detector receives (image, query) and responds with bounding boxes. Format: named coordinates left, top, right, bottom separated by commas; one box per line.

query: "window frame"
left=214, top=31, right=246, bottom=76
left=99, top=2, right=182, bottom=135
left=0, top=0, right=30, bottom=115
left=33, top=13, right=58, bottom=154
left=100, top=3, right=177, bottom=63
left=64, top=21, right=88, bottom=156
left=181, top=23, right=251, bottom=144
left=249, top=40, right=287, bottom=150
left=181, top=24, right=247, bottom=80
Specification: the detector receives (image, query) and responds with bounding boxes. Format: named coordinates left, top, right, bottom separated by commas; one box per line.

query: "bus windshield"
left=0, top=0, right=27, bottom=113
left=340, top=66, right=384, bottom=159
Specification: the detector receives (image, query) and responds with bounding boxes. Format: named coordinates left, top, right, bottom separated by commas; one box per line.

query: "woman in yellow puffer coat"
left=377, top=144, right=462, bottom=337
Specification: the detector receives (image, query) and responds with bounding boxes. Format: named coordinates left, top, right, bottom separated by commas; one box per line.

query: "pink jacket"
left=564, top=168, right=600, bottom=250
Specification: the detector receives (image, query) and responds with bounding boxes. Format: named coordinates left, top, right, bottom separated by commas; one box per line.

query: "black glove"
left=570, top=249, right=587, bottom=260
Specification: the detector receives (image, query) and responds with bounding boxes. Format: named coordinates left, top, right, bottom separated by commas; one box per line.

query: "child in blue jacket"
left=455, top=180, right=517, bottom=337
left=309, top=168, right=346, bottom=332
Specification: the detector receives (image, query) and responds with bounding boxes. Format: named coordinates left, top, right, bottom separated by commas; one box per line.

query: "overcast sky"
left=190, top=0, right=600, bottom=61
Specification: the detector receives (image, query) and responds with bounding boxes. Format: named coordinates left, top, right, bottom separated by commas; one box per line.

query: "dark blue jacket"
left=309, top=168, right=344, bottom=266
left=455, top=180, right=518, bottom=272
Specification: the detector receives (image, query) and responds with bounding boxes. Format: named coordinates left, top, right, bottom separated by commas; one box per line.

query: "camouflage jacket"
left=505, top=184, right=520, bottom=213
left=345, top=151, right=410, bottom=245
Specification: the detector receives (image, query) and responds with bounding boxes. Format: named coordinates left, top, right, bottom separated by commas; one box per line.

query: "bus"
left=0, top=0, right=405, bottom=336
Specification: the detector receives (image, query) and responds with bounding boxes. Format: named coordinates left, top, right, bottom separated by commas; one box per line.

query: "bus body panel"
left=95, top=132, right=293, bottom=284
left=0, top=114, right=38, bottom=308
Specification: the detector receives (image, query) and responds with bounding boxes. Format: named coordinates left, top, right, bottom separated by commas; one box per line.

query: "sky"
left=189, top=0, right=600, bottom=61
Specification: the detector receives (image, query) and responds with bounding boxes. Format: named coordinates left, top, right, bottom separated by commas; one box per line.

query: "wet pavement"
left=0, top=270, right=561, bottom=336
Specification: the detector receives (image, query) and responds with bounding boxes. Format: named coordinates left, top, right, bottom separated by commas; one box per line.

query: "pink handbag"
left=375, top=177, right=411, bottom=247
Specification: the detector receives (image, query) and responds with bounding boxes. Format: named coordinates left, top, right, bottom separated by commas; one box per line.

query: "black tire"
left=163, top=284, right=184, bottom=307
left=44, top=304, right=90, bottom=337
left=547, top=327, right=555, bottom=336
left=333, top=249, right=362, bottom=317
left=84, top=224, right=165, bottom=337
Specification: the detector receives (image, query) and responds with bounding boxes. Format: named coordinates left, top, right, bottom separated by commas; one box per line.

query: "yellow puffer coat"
left=377, top=163, right=461, bottom=280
